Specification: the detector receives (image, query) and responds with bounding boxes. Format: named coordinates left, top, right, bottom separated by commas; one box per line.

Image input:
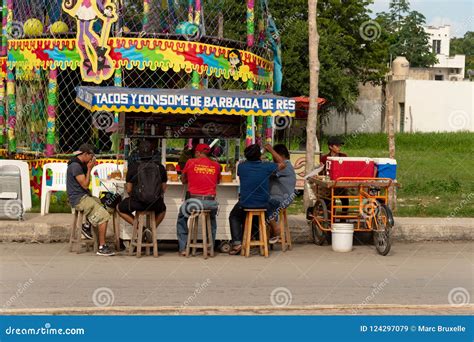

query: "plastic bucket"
left=332, top=223, right=354, bottom=231
left=331, top=223, right=354, bottom=252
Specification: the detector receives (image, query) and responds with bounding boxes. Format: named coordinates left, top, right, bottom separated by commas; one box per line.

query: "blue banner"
left=0, top=315, right=472, bottom=342
left=76, top=87, right=296, bottom=116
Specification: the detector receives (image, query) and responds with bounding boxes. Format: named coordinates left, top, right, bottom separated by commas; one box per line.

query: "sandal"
left=269, top=236, right=280, bottom=244
left=229, top=245, right=242, bottom=255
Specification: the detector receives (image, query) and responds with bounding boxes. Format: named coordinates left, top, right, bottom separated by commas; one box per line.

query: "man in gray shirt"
left=66, top=144, right=114, bottom=256
left=268, top=144, right=296, bottom=244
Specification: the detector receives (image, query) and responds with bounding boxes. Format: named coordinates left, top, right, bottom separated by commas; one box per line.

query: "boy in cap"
left=66, top=143, right=114, bottom=256
left=319, top=136, right=347, bottom=172
left=176, top=143, right=221, bottom=256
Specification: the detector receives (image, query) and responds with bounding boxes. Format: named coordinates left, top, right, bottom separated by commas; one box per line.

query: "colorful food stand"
left=75, top=85, right=295, bottom=248
left=0, top=0, right=288, bottom=210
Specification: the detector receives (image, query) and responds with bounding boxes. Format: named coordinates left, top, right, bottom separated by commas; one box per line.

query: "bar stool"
left=185, top=210, right=214, bottom=259
left=112, top=210, right=121, bottom=251
left=242, top=209, right=268, bottom=257
left=129, top=211, right=158, bottom=258
left=69, top=209, right=98, bottom=253
left=279, top=208, right=292, bottom=252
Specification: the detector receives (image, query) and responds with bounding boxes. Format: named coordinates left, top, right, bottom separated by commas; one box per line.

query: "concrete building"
left=322, top=25, right=471, bottom=135
left=322, top=55, right=473, bottom=135
left=424, top=25, right=465, bottom=81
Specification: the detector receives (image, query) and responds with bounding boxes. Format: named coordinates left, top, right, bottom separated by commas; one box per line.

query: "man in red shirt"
left=176, top=143, right=221, bottom=256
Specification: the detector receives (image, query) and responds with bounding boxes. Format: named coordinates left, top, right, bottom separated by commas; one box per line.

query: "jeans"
left=176, top=199, right=218, bottom=252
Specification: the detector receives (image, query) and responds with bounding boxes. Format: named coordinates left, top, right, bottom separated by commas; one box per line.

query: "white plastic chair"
left=41, top=162, right=68, bottom=216
left=91, top=163, right=124, bottom=197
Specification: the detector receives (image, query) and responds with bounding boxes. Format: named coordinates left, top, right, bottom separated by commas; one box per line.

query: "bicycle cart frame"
left=309, top=177, right=395, bottom=232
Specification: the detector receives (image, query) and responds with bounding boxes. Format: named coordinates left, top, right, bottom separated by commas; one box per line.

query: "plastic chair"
left=41, top=162, right=68, bottom=216
left=91, top=163, right=123, bottom=197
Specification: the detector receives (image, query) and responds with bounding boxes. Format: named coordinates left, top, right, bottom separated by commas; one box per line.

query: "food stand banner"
left=76, top=87, right=295, bottom=117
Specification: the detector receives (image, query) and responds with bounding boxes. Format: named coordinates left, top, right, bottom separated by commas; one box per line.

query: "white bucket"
left=331, top=223, right=354, bottom=252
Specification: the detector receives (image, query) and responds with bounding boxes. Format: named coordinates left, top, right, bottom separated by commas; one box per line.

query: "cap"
left=78, top=143, right=95, bottom=154
left=328, top=136, right=344, bottom=146
left=195, top=143, right=211, bottom=154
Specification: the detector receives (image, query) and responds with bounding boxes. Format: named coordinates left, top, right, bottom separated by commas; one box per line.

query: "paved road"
left=0, top=242, right=472, bottom=312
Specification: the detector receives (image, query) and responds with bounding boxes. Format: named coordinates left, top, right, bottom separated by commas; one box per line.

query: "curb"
left=0, top=215, right=472, bottom=243
left=2, top=304, right=473, bottom=316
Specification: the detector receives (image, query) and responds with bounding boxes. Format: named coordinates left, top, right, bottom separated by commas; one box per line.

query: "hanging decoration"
left=61, top=0, right=118, bottom=84
left=7, top=38, right=274, bottom=87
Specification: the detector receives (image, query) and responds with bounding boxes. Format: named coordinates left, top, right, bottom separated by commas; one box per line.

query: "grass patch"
left=287, top=132, right=474, bottom=217
left=30, top=133, right=474, bottom=218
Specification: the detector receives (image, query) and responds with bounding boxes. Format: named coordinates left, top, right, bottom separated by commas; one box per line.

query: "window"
left=399, top=103, right=405, bottom=133
left=435, top=75, right=444, bottom=81
left=432, top=40, right=441, bottom=54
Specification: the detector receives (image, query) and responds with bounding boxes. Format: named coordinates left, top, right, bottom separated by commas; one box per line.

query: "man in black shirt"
left=117, top=140, right=168, bottom=241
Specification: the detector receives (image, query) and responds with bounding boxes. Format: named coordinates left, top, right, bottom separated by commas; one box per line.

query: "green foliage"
left=451, top=31, right=474, bottom=78
left=377, top=0, right=438, bottom=67
left=272, top=0, right=389, bottom=114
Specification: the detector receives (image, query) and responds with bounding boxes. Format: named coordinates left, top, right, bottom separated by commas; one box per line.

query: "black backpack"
left=135, top=161, right=163, bottom=204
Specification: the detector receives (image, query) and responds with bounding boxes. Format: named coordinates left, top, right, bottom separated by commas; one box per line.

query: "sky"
left=370, top=0, right=474, bottom=37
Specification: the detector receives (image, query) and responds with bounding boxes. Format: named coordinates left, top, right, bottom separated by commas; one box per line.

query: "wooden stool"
left=112, top=210, right=121, bottom=251
left=185, top=210, right=214, bottom=259
left=242, top=209, right=268, bottom=257
left=69, top=209, right=98, bottom=253
left=129, top=211, right=158, bottom=258
left=279, top=208, right=292, bottom=252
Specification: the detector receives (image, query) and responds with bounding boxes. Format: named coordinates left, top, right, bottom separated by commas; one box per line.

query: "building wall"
left=322, top=83, right=383, bottom=135
left=387, top=80, right=407, bottom=133
left=408, top=68, right=431, bottom=80
left=405, top=80, right=473, bottom=132
left=426, top=25, right=451, bottom=56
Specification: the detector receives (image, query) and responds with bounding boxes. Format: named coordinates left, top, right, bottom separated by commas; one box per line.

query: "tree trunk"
left=304, top=0, right=320, bottom=209
left=386, top=85, right=396, bottom=210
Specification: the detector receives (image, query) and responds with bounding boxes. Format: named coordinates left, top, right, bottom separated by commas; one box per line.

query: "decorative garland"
left=7, top=38, right=274, bottom=86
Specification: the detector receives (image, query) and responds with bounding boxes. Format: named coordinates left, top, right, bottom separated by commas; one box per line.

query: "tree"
left=377, top=0, right=437, bottom=67
left=272, top=0, right=389, bottom=113
left=451, top=31, right=474, bottom=79
left=305, top=0, right=319, bottom=208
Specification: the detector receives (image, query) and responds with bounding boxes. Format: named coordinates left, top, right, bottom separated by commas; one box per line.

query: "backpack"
left=135, top=161, right=163, bottom=204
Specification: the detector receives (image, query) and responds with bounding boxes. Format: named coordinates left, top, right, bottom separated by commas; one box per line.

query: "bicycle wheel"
left=311, top=199, right=330, bottom=245
left=373, top=202, right=392, bottom=256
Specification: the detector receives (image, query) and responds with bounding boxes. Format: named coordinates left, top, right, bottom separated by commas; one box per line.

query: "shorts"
left=118, top=197, right=166, bottom=216
left=267, top=197, right=294, bottom=222
left=75, top=195, right=112, bottom=226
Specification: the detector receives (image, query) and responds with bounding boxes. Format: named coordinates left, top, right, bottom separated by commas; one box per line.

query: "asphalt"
left=0, top=241, right=472, bottom=314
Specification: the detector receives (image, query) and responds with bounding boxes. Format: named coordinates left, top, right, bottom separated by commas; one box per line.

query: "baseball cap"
left=327, top=136, right=345, bottom=146
left=195, top=143, right=211, bottom=154
left=78, top=143, right=95, bottom=154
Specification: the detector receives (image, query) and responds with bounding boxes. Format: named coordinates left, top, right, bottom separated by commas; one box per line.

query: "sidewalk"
left=0, top=213, right=472, bottom=243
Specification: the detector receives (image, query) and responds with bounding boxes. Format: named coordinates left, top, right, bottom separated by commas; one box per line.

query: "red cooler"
left=326, top=157, right=375, bottom=180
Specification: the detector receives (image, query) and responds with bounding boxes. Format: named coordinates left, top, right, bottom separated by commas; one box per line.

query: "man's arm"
left=264, top=144, right=286, bottom=171
left=74, top=160, right=94, bottom=190
left=180, top=160, right=190, bottom=184
left=125, top=182, right=133, bottom=195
